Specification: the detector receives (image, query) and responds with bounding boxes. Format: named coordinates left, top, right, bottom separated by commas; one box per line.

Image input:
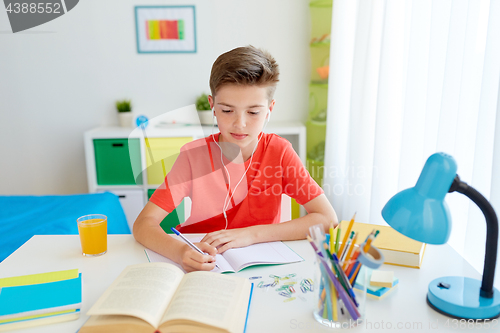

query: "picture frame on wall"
left=134, top=6, right=197, bottom=54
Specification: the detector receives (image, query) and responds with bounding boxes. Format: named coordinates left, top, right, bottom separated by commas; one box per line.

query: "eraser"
left=370, top=270, right=394, bottom=288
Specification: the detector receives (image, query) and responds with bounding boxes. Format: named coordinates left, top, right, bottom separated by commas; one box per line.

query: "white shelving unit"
left=84, top=121, right=307, bottom=228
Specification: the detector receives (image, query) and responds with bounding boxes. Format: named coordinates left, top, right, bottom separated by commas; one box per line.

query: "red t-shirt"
left=150, top=133, right=323, bottom=233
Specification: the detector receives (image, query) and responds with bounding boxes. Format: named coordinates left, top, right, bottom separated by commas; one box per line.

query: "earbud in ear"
left=212, top=107, right=216, bottom=117
left=267, top=110, right=271, bottom=122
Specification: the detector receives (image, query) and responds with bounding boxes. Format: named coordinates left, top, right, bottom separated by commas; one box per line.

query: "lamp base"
left=427, top=276, right=500, bottom=320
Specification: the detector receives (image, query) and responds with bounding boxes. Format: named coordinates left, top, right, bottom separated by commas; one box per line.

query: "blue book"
left=0, top=273, right=82, bottom=321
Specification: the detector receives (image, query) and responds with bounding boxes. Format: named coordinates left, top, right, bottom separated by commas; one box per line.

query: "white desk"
left=0, top=235, right=494, bottom=332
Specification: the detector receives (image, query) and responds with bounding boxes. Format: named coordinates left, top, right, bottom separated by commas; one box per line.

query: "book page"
left=222, top=241, right=303, bottom=271
left=160, top=272, right=251, bottom=331
left=86, top=263, right=184, bottom=328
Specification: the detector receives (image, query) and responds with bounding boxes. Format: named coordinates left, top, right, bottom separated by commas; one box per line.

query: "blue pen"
left=170, top=227, right=219, bottom=268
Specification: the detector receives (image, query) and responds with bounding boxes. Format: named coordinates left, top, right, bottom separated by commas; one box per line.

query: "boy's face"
left=208, top=85, right=275, bottom=158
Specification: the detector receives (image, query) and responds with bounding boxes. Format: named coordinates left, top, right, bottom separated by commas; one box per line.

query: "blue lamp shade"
left=382, top=153, right=457, bottom=245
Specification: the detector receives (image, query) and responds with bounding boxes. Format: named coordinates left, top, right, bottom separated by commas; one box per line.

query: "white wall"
left=0, top=0, right=311, bottom=195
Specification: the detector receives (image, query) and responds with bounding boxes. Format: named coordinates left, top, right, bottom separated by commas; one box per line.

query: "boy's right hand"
left=178, top=242, right=217, bottom=273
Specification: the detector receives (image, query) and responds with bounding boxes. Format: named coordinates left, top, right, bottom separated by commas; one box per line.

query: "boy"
left=133, top=46, right=338, bottom=272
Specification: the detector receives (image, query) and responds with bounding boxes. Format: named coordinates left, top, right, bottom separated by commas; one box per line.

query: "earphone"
left=211, top=106, right=271, bottom=229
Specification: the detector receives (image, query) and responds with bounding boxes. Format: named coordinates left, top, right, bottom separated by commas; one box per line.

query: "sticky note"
left=370, top=270, right=394, bottom=288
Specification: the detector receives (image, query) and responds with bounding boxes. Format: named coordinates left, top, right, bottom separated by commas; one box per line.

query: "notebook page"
left=145, top=249, right=233, bottom=273
left=222, top=241, right=303, bottom=271
left=145, top=235, right=233, bottom=273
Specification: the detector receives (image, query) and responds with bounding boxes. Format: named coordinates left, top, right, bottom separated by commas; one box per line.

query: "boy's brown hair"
left=209, top=45, right=280, bottom=102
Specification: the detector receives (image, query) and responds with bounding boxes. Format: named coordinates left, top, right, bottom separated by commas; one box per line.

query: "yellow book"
left=0, top=268, right=79, bottom=287
left=0, top=310, right=79, bottom=332
left=338, top=221, right=426, bottom=269
left=79, top=263, right=252, bottom=333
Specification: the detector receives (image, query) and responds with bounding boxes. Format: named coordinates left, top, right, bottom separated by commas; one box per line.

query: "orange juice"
left=77, top=215, right=107, bottom=256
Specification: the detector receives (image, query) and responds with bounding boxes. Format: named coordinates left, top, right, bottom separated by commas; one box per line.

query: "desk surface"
left=0, top=235, right=493, bottom=333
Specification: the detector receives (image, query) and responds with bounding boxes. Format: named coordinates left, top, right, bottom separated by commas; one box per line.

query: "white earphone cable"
left=211, top=107, right=271, bottom=229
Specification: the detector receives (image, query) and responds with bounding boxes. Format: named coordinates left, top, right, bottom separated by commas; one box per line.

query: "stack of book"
left=338, top=220, right=426, bottom=268
left=0, top=269, right=82, bottom=331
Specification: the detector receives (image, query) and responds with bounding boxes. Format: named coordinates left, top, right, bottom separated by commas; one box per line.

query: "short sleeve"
left=281, top=141, right=324, bottom=205
left=149, top=145, right=193, bottom=213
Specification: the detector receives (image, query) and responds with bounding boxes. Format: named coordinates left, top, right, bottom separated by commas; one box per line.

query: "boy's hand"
left=201, top=227, right=257, bottom=254
left=178, top=242, right=217, bottom=273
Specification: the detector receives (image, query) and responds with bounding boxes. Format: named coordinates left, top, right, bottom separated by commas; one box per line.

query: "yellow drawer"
left=145, top=137, right=192, bottom=185
left=292, top=198, right=300, bottom=220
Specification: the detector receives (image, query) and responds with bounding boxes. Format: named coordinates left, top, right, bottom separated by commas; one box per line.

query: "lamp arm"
left=449, top=175, right=498, bottom=298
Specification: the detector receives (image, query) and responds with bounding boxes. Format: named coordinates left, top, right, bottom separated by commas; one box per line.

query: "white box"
left=99, top=189, right=144, bottom=232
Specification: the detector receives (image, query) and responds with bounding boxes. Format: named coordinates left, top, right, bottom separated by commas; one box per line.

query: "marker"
left=170, top=227, right=219, bottom=268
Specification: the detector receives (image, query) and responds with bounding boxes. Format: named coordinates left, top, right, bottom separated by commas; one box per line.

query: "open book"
left=146, top=238, right=303, bottom=273
left=79, top=263, right=253, bottom=333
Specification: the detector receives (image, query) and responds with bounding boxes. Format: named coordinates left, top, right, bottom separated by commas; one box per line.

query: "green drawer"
left=148, top=189, right=184, bottom=233
left=94, top=139, right=142, bottom=185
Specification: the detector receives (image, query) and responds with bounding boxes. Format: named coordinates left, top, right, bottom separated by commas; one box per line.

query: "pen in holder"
left=308, top=224, right=384, bottom=328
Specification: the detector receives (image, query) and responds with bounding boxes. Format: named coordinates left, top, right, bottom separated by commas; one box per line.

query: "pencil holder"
left=312, top=242, right=385, bottom=329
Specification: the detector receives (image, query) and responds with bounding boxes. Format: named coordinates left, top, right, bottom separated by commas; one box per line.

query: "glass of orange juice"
left=77, top=214, right=107, bottom=256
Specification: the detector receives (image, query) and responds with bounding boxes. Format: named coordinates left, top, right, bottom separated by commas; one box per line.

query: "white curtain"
left=324, top=0, right=500, bottom=288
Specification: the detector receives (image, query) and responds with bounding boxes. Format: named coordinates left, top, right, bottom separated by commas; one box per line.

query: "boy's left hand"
left=201, top=227, right=256, bottom=254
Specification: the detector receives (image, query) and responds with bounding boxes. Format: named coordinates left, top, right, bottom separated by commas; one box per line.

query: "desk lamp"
left=382, top=152, right=500, bottom=319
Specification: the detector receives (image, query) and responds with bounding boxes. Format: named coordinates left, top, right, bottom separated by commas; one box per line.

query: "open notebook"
left=145, top=237, right=303, bottom=273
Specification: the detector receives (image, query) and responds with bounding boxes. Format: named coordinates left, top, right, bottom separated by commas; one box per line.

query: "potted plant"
left=195, top=93, right=216, bottom=125
left=116, top=99, right=133, bottom=127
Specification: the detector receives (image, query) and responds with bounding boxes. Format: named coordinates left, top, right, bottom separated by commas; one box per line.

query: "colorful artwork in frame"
left=135, top=6, right=197, bottom=53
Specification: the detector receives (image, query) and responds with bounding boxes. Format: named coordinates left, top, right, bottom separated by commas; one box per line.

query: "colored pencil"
left=363, top=234, right=374, bottom=253
left=330, top=279, right=338, bottom=321
left=342, top=233, right=358, bottom=270
left=338, top=213, right=356, bottom=257
left=329, top=222, right=334, bottom=254
left=349, top=263, right=362, bottom=285
left=315, top=253, right=361, bottom=320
